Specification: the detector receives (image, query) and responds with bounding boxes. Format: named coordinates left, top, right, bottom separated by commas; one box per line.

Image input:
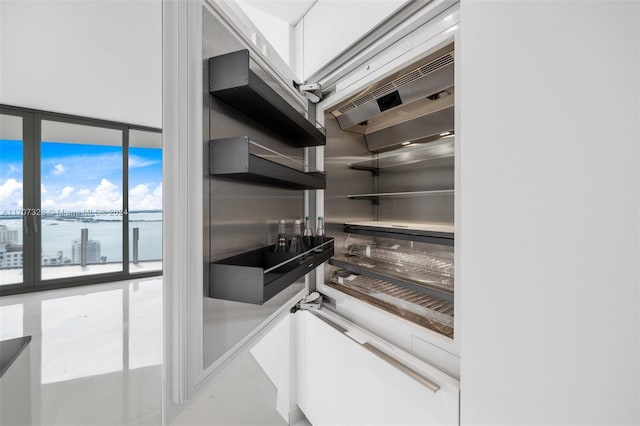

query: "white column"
left=162, top=0, right=203, bottom=423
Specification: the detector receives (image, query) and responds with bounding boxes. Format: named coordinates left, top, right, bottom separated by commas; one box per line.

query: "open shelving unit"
left=209, top=137, right=326, bottom=190
left=207, top=50, right=330, bottom=304
left=334, top=141, right=456, bottom=329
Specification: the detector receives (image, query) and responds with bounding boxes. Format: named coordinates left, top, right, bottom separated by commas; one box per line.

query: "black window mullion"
left=123, top=127, right=129, bottom=275
left=22, top=110, right=36, bottom=289
left=32, top=115, right=42, bottom=286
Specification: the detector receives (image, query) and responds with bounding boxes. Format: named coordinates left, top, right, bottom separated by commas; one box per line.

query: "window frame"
left=0, top=104, right=162, bottom=296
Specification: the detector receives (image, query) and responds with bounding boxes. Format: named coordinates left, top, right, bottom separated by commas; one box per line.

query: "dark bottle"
left=314, top=216, right=326, bottom=252
left=303, top=216, right=314, bottom=250
left=274, top=219, right=287, bottom=252
left=289, top=219, right=304, bottom=253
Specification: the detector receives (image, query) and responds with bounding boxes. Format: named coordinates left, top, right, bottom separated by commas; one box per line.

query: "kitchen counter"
left=0, top=335, right=31, bottom=378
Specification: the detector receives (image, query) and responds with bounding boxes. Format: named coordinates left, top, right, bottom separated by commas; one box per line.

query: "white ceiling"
left=238, top=0, right=317, bottom=25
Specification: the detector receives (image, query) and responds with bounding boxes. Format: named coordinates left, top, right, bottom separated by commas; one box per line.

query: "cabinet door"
left=296, top=309, right=459, bottom=426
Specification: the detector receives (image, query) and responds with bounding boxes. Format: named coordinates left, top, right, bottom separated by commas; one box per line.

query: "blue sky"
left=0, top=139, right=162, bottom=212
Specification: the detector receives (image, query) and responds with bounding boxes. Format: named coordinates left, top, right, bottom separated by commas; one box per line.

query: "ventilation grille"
left=353, top=93, right=374, bottom=106
left=419, top=54, right=454, bottom=76
left=335, top=51, right=454, bottom=116
left=370, top=83, right=396, bottom=99
left=392, top=69, right=422, bottom=88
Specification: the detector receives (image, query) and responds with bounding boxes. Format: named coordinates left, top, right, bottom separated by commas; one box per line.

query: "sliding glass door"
left=39, top=117, right=125, bottom=281
left=0, top=106, right=162, bottom=295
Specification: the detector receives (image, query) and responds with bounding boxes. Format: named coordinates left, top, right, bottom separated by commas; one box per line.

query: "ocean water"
left=0, top=211, right=162, bottom=262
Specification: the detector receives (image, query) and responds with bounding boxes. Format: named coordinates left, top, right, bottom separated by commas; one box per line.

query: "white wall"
left=459, top=1, right=639, bottom=424
left=297, top=0, right=407, bottom=80
left=0, top=0, right=161, bottom=128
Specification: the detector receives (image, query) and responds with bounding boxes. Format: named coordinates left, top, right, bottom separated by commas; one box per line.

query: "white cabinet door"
left=296, top=309, right=459, bottom=426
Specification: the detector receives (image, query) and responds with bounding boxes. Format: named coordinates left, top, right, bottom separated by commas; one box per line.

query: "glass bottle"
left=274, top=219, right=287, bottom=252
left=289, top=219, right=304, bottom=253
left=314, top=216, right=326, bottom=252
left=303, top=216, right=314, bottom=250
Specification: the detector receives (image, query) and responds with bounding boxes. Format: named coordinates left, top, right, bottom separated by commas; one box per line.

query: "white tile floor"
left=0, top=277, right=308, bottom=426
left=171, top=351, right=293, bottom=426
left=0, top=277, right=163, bottom=425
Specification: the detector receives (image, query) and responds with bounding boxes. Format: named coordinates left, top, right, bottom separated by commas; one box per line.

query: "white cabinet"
left=250, top=308, right=460, bottom=425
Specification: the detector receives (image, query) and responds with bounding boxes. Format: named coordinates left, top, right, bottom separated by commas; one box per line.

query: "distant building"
left=0, top=225, right=19, bottom=244
left=0, top=243, right=23, bottom=268
left=72, top=239, right=101, bottom=264
left=42, top=251, right=64, bottom=266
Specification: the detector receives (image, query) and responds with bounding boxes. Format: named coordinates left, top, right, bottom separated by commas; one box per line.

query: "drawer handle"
left=362, top=342, right=440, bottom=393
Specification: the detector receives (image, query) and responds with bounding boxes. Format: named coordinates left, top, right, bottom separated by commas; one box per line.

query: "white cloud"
left=129, top=156, right=160, bottom=169
left=129, top=182, right=162, bottom=211
left=59, top=186, right=74, bottom=199
left=153, top=183, right=162, bottom=198
left=53, top=179, right=122, bottom=211
left=8, top=164, right=19, bottom=174
left=130, top=184, right=149, bottom=199
left=0, top=178, right=22, bottom=202
left=82, top=179, right=122, bottom=210
left=52, top=164, right=65, bottom=175
left=41, top=184, right=48, bottom=194
left=43, top=198, right=56, bottom=208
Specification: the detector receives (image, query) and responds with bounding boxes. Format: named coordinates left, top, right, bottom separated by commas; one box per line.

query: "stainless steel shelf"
left=329, top=255, right=453, bottom=302
left=209, top=137, right=326, bottom=190
left=349, top=138, right=454, bottom=173
left=347, top=190, right=454, bottom=200
left=209, top=50, right=325, bottom=147
left=327, top=271, right=453, bottom=338
left=344, top=221, right=453, bottom=246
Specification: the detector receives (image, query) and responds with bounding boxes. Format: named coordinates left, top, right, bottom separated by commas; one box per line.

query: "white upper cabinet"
left=297, top=0, right=408, bottom=80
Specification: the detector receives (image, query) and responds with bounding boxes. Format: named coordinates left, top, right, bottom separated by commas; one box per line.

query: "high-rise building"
left=0, top=243, right=24, bottom=268
left=71, top=239, right=102, bottom=264
left=0, top=225, right=19, bottom=244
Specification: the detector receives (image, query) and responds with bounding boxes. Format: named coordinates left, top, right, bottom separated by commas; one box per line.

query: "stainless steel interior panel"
left=209, top=96, right=304, bottom=261
left=377, top=156, right=454, bottom=192
left=203, top=7, right=306, bottom=370
left=375, top=151, right=453, bottom=224
left=376, top=194, right=453, bottom=224
left=323, top=114, right=376, bottom=255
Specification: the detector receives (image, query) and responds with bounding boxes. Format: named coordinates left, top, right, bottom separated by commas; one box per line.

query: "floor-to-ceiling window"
left=128, top=130, right=162, bottom=275
left=0, top=105, right=162, bottom=295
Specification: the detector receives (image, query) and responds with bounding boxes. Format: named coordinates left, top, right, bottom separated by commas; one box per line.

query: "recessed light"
left=439, top=131, right=451, bottom=137
left=401, top=141, right=411, bottom=146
